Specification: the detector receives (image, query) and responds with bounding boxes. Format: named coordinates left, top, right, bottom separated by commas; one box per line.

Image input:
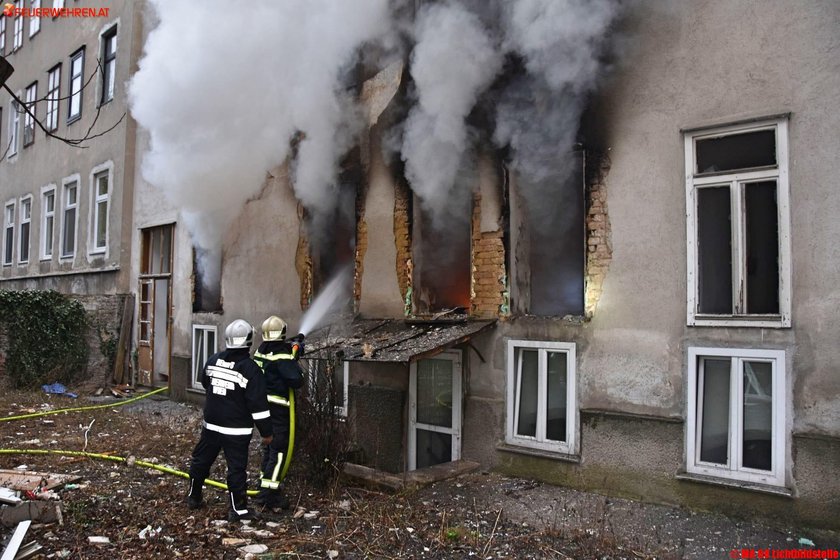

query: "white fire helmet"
left=224, top=319, right=254, bottom=349
left=261, top=315, right=287, bottom=342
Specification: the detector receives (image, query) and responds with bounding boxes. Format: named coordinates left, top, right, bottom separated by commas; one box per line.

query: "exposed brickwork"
left=355, top=217, right=368, bottom=312
left=393, top=180, right=413, bottom=316
left=470, top=192, right=508, bottom=319
left=295, top=203, right=313, bottom=311
left=585, top=152, right=612, bottom=316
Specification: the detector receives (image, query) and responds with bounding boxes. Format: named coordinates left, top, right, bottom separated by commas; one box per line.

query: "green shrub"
left=0, top=289, right=89, bottom=388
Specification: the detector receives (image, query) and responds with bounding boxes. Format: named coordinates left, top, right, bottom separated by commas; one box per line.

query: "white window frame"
left=191, top=324, right=217, bottom=391
left=98, top=22, right=118, bottom=105
left=0, top=15, right=6, bottom=55
left=40, top=184, right=56, bottom=260
left=686, top=347, right=787, bottom=487
left=408, top=350, right=463, bottom=471
left=3, top=200, right=15, bottom=266
left=46, top=64, right=61, bottom=131
left=684, top=117, right=791, bottom=328
left=506, top=339, right=578, bottom=455
left=12, top=1, right=22, bottom=50
left=7, top=97, right=20, bottom=158
left=23, top=81, right=36, bottom=147
left=59, top=174, right=79, bottom=259
left=29, top=0, right=40, bottom=37
left=67, top=47, right=84, bottom=123
left=17, top=194, right=31, bottom=264
left=88, top=161, right=112, bottom=255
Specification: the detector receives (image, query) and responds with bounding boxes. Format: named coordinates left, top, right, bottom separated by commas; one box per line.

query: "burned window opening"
left=509, top=148, right=586, bottom=317
left=192, top=247, right=222, bottom=313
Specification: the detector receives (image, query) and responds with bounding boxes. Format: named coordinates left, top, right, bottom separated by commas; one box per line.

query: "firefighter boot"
left=186, top=478, right=204, bottom=510
left=227, top=491, right=256, bottom=522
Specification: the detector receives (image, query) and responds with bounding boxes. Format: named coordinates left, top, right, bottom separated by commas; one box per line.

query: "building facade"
left=129, top=0, right=838, bottom=529
left=0, top=0, right=143, bottom=374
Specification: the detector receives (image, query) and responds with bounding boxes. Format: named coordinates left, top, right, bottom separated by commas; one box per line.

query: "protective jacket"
left=201, top=348, right=273, bottom=438
left=253, top=341, right=304, bottom=402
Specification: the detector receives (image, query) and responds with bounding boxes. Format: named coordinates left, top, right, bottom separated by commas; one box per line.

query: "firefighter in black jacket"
left=186, top=319, right=273, bottom=521
left=252, top=315, right=304, bottom=510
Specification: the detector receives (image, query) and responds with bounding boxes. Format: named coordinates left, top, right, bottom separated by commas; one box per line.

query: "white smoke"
left=129, top=0, right=393, bottom=294
left=495, top=0, right=620, bottom=194
left=401, top=1, right=502, bottom=228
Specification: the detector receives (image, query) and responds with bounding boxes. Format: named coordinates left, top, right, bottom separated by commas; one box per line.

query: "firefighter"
left=186, top=319, right=273, bottom=522
left=252, top=315, right=305, bottom=510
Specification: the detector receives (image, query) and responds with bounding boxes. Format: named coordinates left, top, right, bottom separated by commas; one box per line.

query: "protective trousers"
left=189, top=427, right=251, bottom=514
left=260, top=400, right=293, bottom=491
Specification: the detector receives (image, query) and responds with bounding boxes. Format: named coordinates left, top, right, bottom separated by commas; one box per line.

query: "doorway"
left=138, top=225, right=173, bottom=387
left=408, top=350, right=463, bottom=470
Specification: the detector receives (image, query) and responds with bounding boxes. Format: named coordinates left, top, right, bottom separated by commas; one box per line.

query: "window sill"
left=689, top=315, right=790, bottom=328
left=496, top=443, right=580, bottom=464
left=676, top=471, right=792, bottom=498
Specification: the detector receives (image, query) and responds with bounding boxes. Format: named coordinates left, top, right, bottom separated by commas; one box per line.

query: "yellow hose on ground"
left=0, top=386, right=170, bottom=422
left=0, top=448, right=258, bottom=495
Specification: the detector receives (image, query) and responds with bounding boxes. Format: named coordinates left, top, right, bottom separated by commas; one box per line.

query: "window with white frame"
left=100, top=25, right=117, bottom=104
left=23, top=81, right=36, bottom=146
left=67, top=47, right=84, bottom=122
left=684, top=117, right=791, bottom=328
left=506, top=340, right=578, bottom=455
left=46, top=64, right=60, bottom=131
left=41, top=186, right=55, bottom=259
left=90, top=169, right=109, bottom=252
left=60, top=179, right=77, bottom=258
left=3, top=201, right=15, bottom=266
left=191, top=324, right=217, bottom=390
left=0, top=15, right=6, bottom=55
left=686, top=347, right=786, bottom=487
left=7, top=98, right=19, bottom=157
left=18, top=196, right=30, bottom=263
left=29, top=0, right=40, bottom=36
left=12, top=1, right=22, bottom=50
left=301, top=358, right=349, bottom=418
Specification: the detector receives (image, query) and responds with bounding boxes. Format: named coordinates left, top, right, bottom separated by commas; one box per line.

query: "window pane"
left=742, top=361, right=773, bottom=471
left=46, top=192, right=54, bottom=212
left=45, top=216, right=53, bottom=255
left=545, top=352, right=567, bottom=442
left=67, top=186, right=76, bottom=204
left=745, top=182, right=779, bottom=314
left=416, top=358, right=452, bottom=427
left=696, top=130, right=776, bottom=173
left=699, top=358, right=730, bottom=465
left=697, top=187, right=732, bottom=314
left=96, top=200, right=107, bottom=247
left=516, top=349, right=538, bottom=438
left=97, top=175, right=108, bottom=196
left=19, top=222, right=29, bottom=261
left=63, top=208, right=75, bottom=255
left=4, top=228, right=12, bottom=263
left=161, top=226, right=172, bottom=273
left=416, top=429, right=451, bottom=469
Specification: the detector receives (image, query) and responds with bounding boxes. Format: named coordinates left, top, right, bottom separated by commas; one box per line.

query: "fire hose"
left=0, top=386, right=257, bottom=495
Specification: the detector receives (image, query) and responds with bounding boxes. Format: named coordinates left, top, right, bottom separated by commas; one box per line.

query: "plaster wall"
left=0, top=0, right=140, bottom=294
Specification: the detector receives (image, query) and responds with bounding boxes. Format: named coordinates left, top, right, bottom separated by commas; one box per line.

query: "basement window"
left=191, top=324, right=217, bottom=391
left=686, top=347, right=787, bottom=488
left=685, top=117, right=791, bottom=327
left=505, top=340, right=577, bottom=456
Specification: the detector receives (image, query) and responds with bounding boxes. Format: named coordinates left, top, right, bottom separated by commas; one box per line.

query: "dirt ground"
left=1, top=390, right=838, bottom=559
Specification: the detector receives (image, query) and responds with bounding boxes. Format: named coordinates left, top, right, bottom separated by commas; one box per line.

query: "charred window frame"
left=686, top=347, right=787, bottom=488
left=17, top=194, right=30, bottom=264
left=23, top=81, right=36, bottom=146
left=505, top=340, right=578, bottom=456
left=3, top=200, right=14, bottom=266
left=67, top=46, right=84, bottom=123
left=46, top=64, right=61, bottom=131
left=684, top=117, right=791, bottom=328
left=191, top=324, right=217, bottom=391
